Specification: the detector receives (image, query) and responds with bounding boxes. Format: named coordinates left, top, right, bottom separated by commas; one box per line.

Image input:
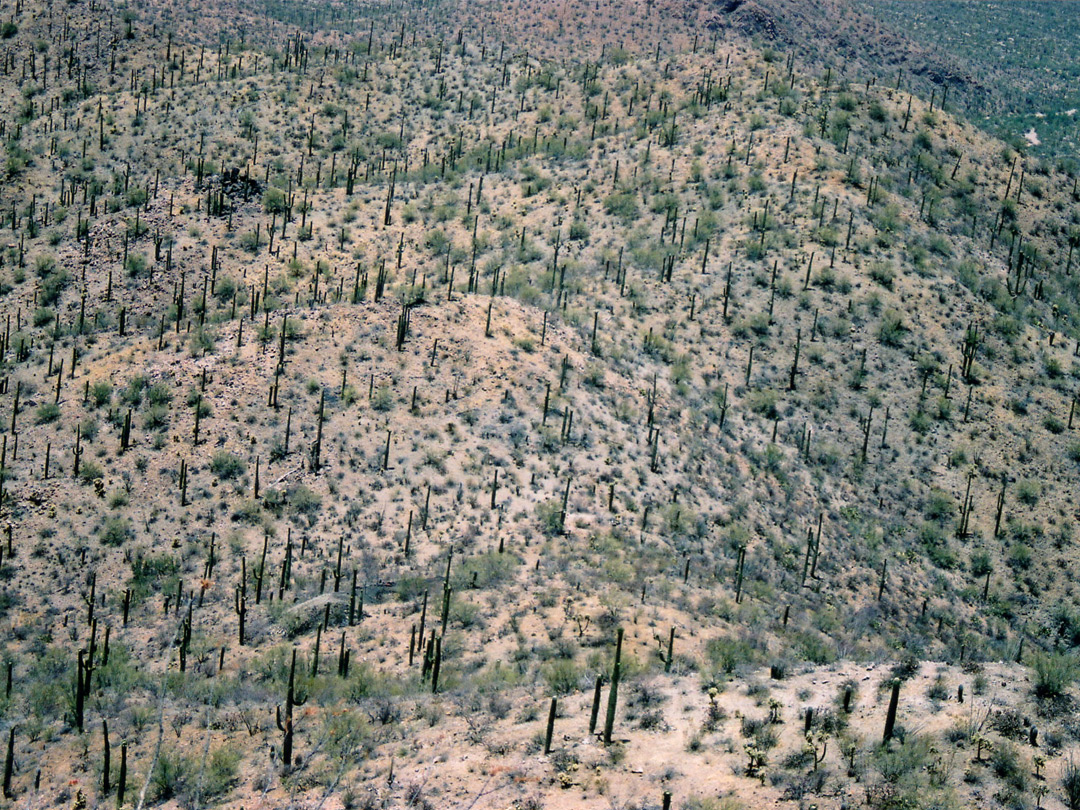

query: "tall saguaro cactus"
left=603, top=628, right=623, bottom=744
left=883, top=679, right=901, bottom=743
left=276, top=648, right=307, bottom=775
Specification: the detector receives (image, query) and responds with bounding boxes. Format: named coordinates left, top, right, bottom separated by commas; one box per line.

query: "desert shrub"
left=231, top=499, right=264, bottom=525
left=125, top=253, right=148, bottom=277
left=1016, top=479, right=1041, bottom=506
left=150, top=749, right=192, bottom=802
left=393, top=575, right=428, bottom=603
left=34, top=402, right=60, bottom=424
left=745, top=389, right=779, bottom=419
left=991, top=708, right=1026, bottom=740
left=926, top=675, right=949, bottom=701
left=203, top=745, right=241, bottom=799
left=706, top=636, right=761, bottom=675
left=77, top=459, right=103, bottom=484
left=25, top=647, right=71, bottom=721
left=1050, top=605, right=1080, bottom=648
left=210, top=452, right=245, bottom=480
left=263, top=186, right=287, bottom=213
left=187, top=389, right=212, bottom=417
left=924, top=489, right=955, bottom=522
left=970, top=551, right=992, bottom=579
left=146, top=382, right=173, bottom=407
left=877, top=310, right=906, bottom=347
left=535, top=499, right=563, bottom=536
left=449, top=597, right=481, bottom=628
left=791, top=631, right=837, bottom=665
left=99, top=517, right=134, bottom=547
left=39, top=267, right=69, bottom=306
left=603, top=191, right=639, bottom=222
left=1007, top=543, right=1032, bottom=571
left=683, top=798, right=746, bottom=810
left=94, top=642, right=145, bottom=693
left=371, top=386, right=393, bottom=411
left=1064, top=758, right=1080, bottom=810
left=188, top=327, right=216, bottom=356
left=128, top=553, right=180, bottom=602
left=542, top=659, right=581, bottom=695
left=89, top=380, right=112, bottom=408
left=868, top=261, right=895, bottom=288
left=121, top=375, right=149, bottom=406
left=909, top=408, right=930, bottom=434
left=142, top=405, right=169, bottom=430
left=1033, top=651, right=1076, bottom=699
left=287, top=485, right=322, bottom=524
left=990, top=741, right=1027, bottom=791
left=453, top=551, right=517, bottom=590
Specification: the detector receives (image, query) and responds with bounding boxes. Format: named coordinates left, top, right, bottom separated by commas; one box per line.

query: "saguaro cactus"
left=544, top=697, right=558, bottom=754
left=883, top=679, right=901, bottom=743
left=603, top=628, right=624, bottom=744
left=116, top=742, right=127, bottom=809
left=101, top=720, right=111, bottom=794
left=2, top=726, right=13, bottom=799
left=276, top=649, right=307, bottom=775
left=235, top=558, right=247, bottom=645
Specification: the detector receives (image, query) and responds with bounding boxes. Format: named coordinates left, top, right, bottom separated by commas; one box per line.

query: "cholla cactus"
left=972, top=732, right=992, bottom=762
left=768, top=698, right=783, bottom=723
left=744, top=743, right=767, bottom=776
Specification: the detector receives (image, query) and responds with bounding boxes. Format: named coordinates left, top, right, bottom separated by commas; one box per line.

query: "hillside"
left=0, top=0, right=1079, bottom=809
left=862, top=0, right=1080, bottom=157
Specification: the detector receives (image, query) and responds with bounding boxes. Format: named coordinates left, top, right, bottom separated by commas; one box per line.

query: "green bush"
left=877, top=310, right=906, bottom=347
left=128, top=553, right=180, bottom=602
left=231, top=499, right=264, bottom=525
left=970, top=551, right=992, bottom=578
left=1032, top=651, right=1076, bottom=699
left=1063, top=758, right=1080, bottom=810
left=1016, top=479, right=1041, bottom=506
left=33, top=254, right=57, bottom=278
left=121, top=375, right=149, bottom=407
left=868, top=261, right=896, bottom=288
left=371, top=386, right=393, bottom=411
left=705, top=636, right=761, bottom=675
left=603, top=191, right=639, bottom=222
left=77, top=459, right=103, bottom=484
left=210, top=452, right=245, bottom=480
left=568, top=218, right=589, bottom=241
left=99, top=516, right=134, bottom=547
left=924, top=489, right=955, bottom=522
left=39, top=268, right=69, bottom=306
left=263, top=186, right=287, bottom=213
left=89, top=380, right=112, bottom=408
left=125, top=253, right=148, bottom=277
left=535, top=498, right=564, bottom=536
left=990, top=741, right=1027, bottom=791
left=542, top=659, right=582, bottom=695
left=142, top=405, right=169, bottom=431
left=146, top=382, right=172, bottom=407
left=453, top=551, right=518, bottom=590
left=288, top=485, right=322, bottom=524
left=203, top=745, right=241, bottom=799
left=150, top=749, right=191, bottom=802
left=188, top=327, right=216, bottom=356
left=746, top=389, right=780, bottom=419
left=34, top=401, right=60, bottom=424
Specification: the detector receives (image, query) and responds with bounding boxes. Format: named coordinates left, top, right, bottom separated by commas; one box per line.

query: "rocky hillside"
left=0, top=0, right=1078, bottom=809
